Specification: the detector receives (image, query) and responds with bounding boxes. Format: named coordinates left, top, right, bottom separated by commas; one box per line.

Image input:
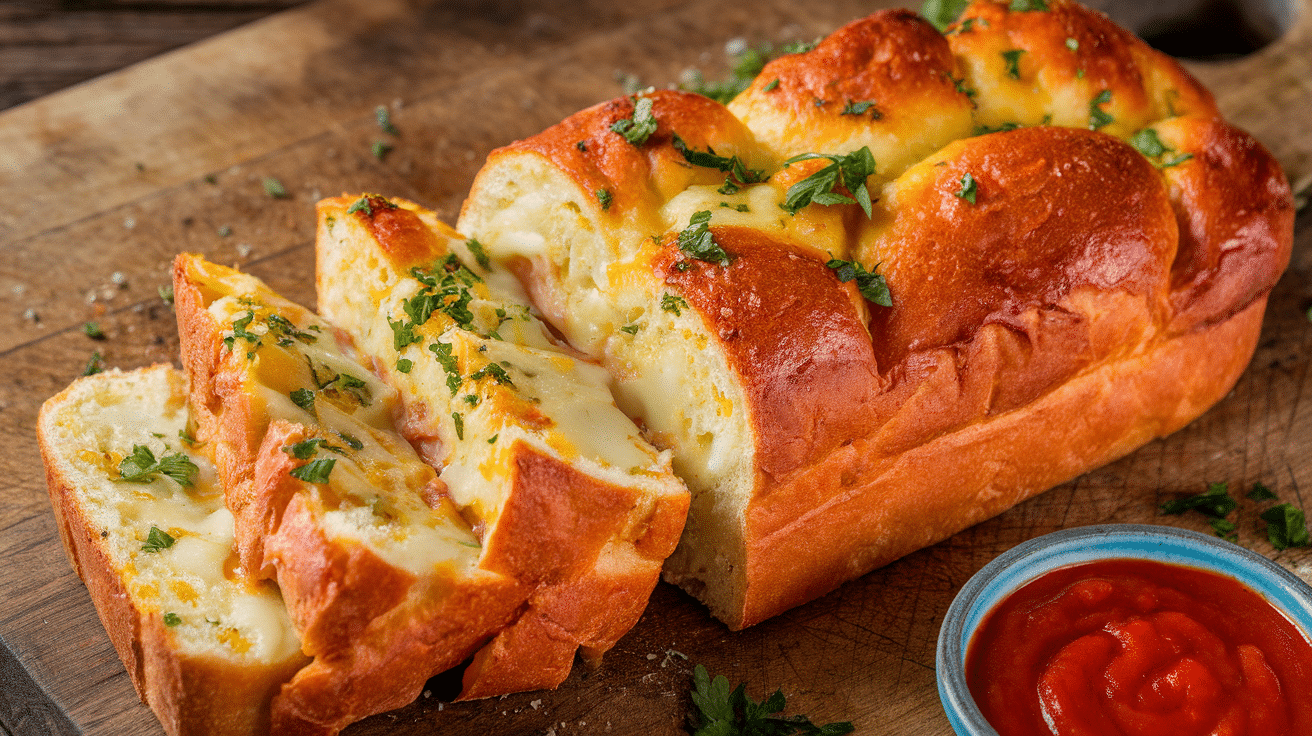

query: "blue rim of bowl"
left=935, top=523, right=1312, bottom=736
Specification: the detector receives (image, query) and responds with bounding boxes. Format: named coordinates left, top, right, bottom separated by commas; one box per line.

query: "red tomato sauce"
left=965, top=559, right=1312, bottom=736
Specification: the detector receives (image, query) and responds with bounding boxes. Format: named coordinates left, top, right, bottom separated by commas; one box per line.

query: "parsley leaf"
left=1160, top=482, right=1238, bottom=518
left=430, top=341, right=462, bottom=395
left=1009, top=0, right=1049, bottom=10
left=1001, top=49, right=1025, bottom=79
left=661, top=293, right=689, bottom=316
left=839, top=100, right=880, bottom=118
left=671, top=134, right=767, bottom=190
left=290, top=388, right=316, bottom=412
left=282, top=438, right=325, bottom=460
left=597, top=188, right=613, bottom=210
left=396, top=358, right=413, bottom=373
left=141, top=526, right=175, bottom=553
left=689, top=664, right=855, bottom=736
left=82, top=351, right=105, bottom=376
left=921, top=0, right=970, bottom=31
left=826, top=258, right=892, bottom=307
left=372, top=141, right=393, bottom=160
left=466, top=239, right=492, bottom=271
left=117, top=445, right=198, bottom=486
left=676, top=210, right=731, bottom=266
left=1089, top=89, right=1114, bottom=130
left=1261, top=504, right=1311, bottom=550
left=163, top=612, right=182, bottom=627
left=84, top=322, right=105, bottom=339
left=388, top=316, right=422, bottom=351
left=452, top=412, right=465, bottom=440
left=469, top=362, right=514, bottom=387
left=263, top=177, right=289, bottom=199
left=1129, top=128, right=1168, bottom=157
left=1248, top=482, right=1278, bottom=501
left=781, top=147, right=877, bottom=218
left=290, top=458, right=335, bottom=484
left=955, top=173, right=978, bottom=204
left=375, top=104, right=400, bottom=136
left=610, top=96, right=658, bottom=147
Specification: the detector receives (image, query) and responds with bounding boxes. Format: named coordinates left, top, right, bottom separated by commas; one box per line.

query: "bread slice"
left=457, top=2, right=1292, bottom=628
left=37, top=365, right=308, bottom=736
left=313, top=195, right=689, bottom=697
left=173, top=254, right=538, bottom=733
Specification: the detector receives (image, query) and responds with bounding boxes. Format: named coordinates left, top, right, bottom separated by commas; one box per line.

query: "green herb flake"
left=1247, top=482, right=1278, bottom=501
left=346, top=196, right=373, bottom=217
left=620, top=323, right=641, bottom=334
left=720, top=202, right=750, bottom=212
left=676, top=210, right=731, bottom=266
left=763, top=78, right=780, bottom=92
left=689, top=663, right=855, bottom=736
left=372, top=141, right=393, bottom=160
left=290, top=458, right=336, bottom=484
left=921, top=0, right=971, bottom=31
left=158, top=285, right=174, bottom=305
left=840, top=100, right=880, bottom=118
left=466, top=239, right=492, bottom=271
left=1089, top=89, right=1114, bottom=130
left=375, top=105, right=400, bottom=136
left=1261, top=503, right=1311, bottom=550
left=671, top=133, right=767, bottom=189
left=955, top=172, right=978, bottom=204
left=82, top=351, right=105, bottom=376
left=178, top=429, right=197, bottom=446
left=575, top=140, right=587, bottom=152
left=452, top=412, right=465, bottom=440
left=661, top=293, right=690, bottom=316
left=826, top=258, right=892, bottom=307
left=610, top=96, right=658, bottom=147
left=117, top=445, right=199, bottom=486
left=84, top=322, right=105, bottom=339
left=1008, top=0, right=1049, bottom=11
left=263, top=177, right=289, bottom=199
left=597, top=188, right=613, bottom=211
left=1129, top=128, right=1168, bottom=157
left=290, top=388, right=316, bottom=412
left=1076, top=68, right=1085, bottom=79
left=282, top=439, right=324, bottom=460
left=395, top=357, right=413, bottom=373
left=487, top=434, right=498, bottom=444
left=163, top=612, right=182, bottom=627
left=141, top=526, right=176, bottom=553
left=1159, top=153, right=1194, bottom=169
left=430, top=341, right=463, bottom=395
left=781, top=146, right=877, bottom=218
left=1160, top=481, right=1237, bottom=518
left=469, top=362, right=514, bottom=387
left=1001, top=49, right=1025, bottom=80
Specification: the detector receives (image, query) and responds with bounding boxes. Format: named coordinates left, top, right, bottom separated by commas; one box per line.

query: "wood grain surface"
left=1, top=0, right=1310, bottom=734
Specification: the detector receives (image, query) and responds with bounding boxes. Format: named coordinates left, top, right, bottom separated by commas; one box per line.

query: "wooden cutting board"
left=2, top=0, right=1310, bottom=733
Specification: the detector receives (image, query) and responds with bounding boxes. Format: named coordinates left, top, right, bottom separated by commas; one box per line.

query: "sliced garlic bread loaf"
left=173, top=254, right=535, bottom=733
left=458, top=1, right=1292, bottom=628
left=314, top=194, right=689, bottom=697
left=37, top=365, right=308, bottom=736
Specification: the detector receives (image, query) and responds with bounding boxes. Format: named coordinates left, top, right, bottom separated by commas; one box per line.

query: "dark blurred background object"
left=0, top=0, right=310, bottom=110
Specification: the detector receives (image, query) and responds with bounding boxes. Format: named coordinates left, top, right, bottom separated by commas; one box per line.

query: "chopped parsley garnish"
left=265, top=313, right=317, bottom=346
left=661, top=293, right=689, bottom=316
left=947, top=74, right=977, bottom=103
left=290, top=388, right=316, bottom=412
left=720, top=202, right=750, bottom=212
left=610, top=96, right=658, bottom=147
left=389, top=317, right=422, bottom=351
left=671, top=133, right=767, bottom=190
left=1001, top=49, right=1025, bottom=79
left=1261, top=503, right=1311, bottom=550
left=466, top=239, right=492, bottom=270
left=141, top=526, right=175, bottom=553
left=689, top=663, right=855, bottom=736
left=921, top=0, right=970, bottom=31
left=82, top=351, right=104, bottom=376
left=375, top=105, right=400, bottom=136
left=117, top=445, right=198, bottom=486
left=620, top=323, right=641, bottom=334
left=452, top=412, right=465, bottom=440
left=973, top=122, right=1021, bottom=136
left=676, top=210, right=731, bottom=266
left=575, top=140, right=587, bottom=152
left=346, top=196, right=374, bottom=216
left=1009, top=0, right=1048, bottom=10
left=338, top=432, right=363, bottom=451
left=469, top=362, right=514, bottom=386
left=263, top=177, right=289, bottom=199
left=1129, top=128, right=1194, bottom=169
left=290, top=458, right=335, bottom=484
left=1160, top=481, right=1238, bottom=519
left=840, top=100, right=880, bottom=118
left=780, top=147, right=877, bottom=218
left=826, top=258, right=892, bottom=307
left=396, top=358, right=413, bottom=373
left=223, top=310, right=262, bottom=357
left=955, top=172, right=978, bottom=204
left=487, top=434, right=498, bottom=444
left=430, top=341, right=462, bottom=395
left=282, top=438, right=328, bottom=460
left=597, top=188, right=613, bottom=210
left=372, top=141, right=393, bottom=160
left=178, top=429, right=197, bottom=446
left=158, top=285, right=174, bottom=305
left=763, top=78, right=780, bottom=92
left=84, top=322, right=104, bottom=339
left=163, top=612, right=182, bottom=627
left=1088, top=89, right=1114, bottom=130
left=1247, top=482, right=1278, bottom=501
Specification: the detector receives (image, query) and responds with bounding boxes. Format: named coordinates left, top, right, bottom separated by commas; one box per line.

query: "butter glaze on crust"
left=460, top=0, right=1292, bottom=629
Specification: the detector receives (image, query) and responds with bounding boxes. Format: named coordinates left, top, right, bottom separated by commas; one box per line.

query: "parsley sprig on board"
left=780, top=148, right=877, bottom=218
left=689, top=664, right=854, bottom=736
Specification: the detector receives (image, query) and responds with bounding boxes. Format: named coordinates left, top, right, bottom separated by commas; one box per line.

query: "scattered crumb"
left=530, top=699, right=541, bottom=710
left=111, top=271, right=127, bottom=287
left=646, top=653, right=657, bottom=660
left=22, top=308, right=38, bottom=322
left=11, top=284, right=24, bottom=296
left=423, top=690, right=431, bottom=699
left=237, top=243, right=253, bottom=258
left=123, top=217, right=136, bottom=230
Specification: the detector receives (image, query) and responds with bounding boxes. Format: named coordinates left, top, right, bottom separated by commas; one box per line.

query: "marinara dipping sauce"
left=965, top=558, right=1312, bottom=736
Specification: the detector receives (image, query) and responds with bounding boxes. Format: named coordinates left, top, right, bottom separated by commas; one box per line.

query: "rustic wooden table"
left=1, top=1, right=1310, bottom=735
